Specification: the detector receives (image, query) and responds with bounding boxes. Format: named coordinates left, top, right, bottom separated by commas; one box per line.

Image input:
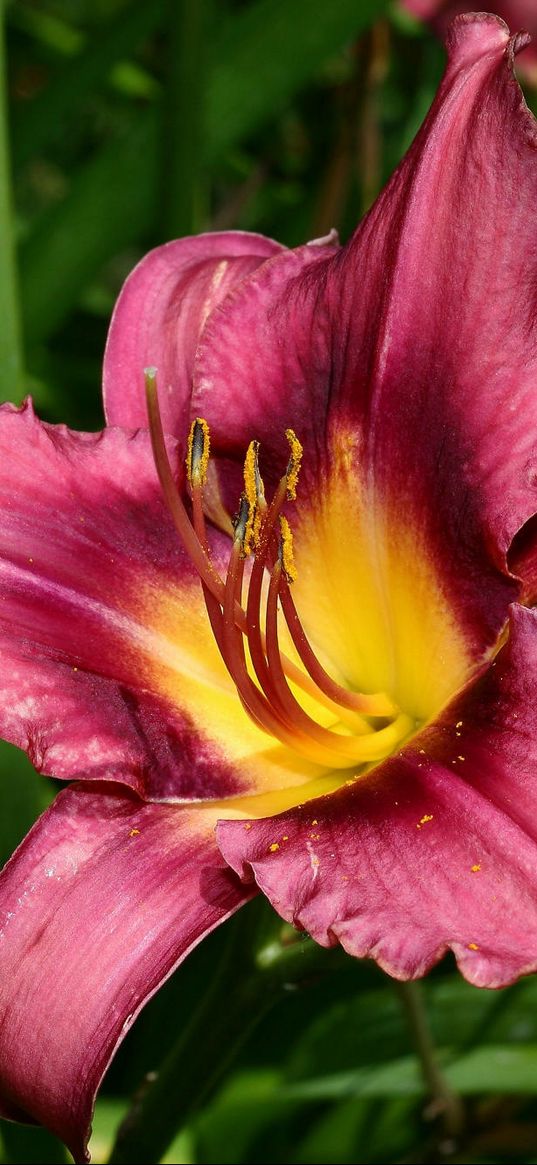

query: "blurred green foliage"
left=2, top=2, right=537, bottom=1163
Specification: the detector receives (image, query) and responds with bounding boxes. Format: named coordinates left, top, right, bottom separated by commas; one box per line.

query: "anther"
left=243, top=440, right=266, bottom=551
left=244, top=440, right=265, bottom=508
left=232, top=494, right=251, bottom=556
left=285, top=429, right=303, bottom=501
left=187, top=418, right=210, bottom=487
left=279, top=515, right=297, bottom=583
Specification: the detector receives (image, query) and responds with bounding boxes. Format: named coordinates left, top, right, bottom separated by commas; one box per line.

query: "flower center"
left=146, top=369, right=416, bottom=775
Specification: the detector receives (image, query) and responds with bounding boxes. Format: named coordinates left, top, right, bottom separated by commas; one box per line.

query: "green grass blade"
left=0, top=0, right=24, bottom=400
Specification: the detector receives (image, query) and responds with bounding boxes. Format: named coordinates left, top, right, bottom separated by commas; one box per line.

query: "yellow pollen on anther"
left=279, top=515, right=297, bottom=583
left=468, top=942, right=479, bottom=951
left=285, top=428, right=303, bottom=500
left=269, top=842, right=280, bottom=852
left=471, top=863, right=481, bottom=873
left=244, top=441, right=265, bottom=505
left=243, top=440, right=266, bottom=551
left=187, top=417, right=210, bottom=486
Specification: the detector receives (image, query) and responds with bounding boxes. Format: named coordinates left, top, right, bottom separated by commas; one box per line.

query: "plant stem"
left=397, top=980, right=465, bottom=1143
left=0, top=1, right=24, bottom=401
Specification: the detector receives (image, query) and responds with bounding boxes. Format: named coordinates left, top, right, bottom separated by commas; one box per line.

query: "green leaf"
left=11, top=0, right=164, bottom=170
left=278, top=1044, right=537, bottom=1102
left=87, top=1099, right=128, bottom=1165
left=107, top=903, right=350, bottom=1165
left=0, top=1119, right=67, bottom=1164
left=19, top=109, right=158, bottom=345
left=448, top=1044, right=537, bottom=1095
left=286, top=980, right=473, bottom=1082
left=206, top=0, right=390, bottom=158
left=286, top=1095, right=417, bottom=1165
left=0, top=740, right=52, bottom=868
left=19, top=0, right=390, bottom=345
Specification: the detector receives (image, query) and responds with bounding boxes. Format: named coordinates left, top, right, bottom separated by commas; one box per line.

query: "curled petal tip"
left=511, top=29, right=533, bottom=58
left=445, top=12, right=511, bottom=64
left=307, top=227, right=340, bottom=248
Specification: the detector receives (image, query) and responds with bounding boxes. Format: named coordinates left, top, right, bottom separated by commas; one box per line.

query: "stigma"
left=145, top=369, right=413, bottom=772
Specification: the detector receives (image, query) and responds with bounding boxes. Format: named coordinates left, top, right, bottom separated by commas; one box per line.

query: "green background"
left=1, top=2, right=537, bottom=1162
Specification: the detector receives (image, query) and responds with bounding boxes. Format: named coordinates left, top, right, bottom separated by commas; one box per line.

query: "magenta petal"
left=218, top=606, right=537, bottom=989
left=193, top=16, right=537, bottom=583
left=103, top=231, right=284, bottom=440
left=0, top=784, right=252, bottom=1162
left=0, top=401, right=253, bottom=801
left=192, top=238, right=340, bottom=472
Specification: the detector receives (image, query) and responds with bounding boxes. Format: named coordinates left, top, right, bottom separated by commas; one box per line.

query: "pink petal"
left=0, top=784, right=252, bottom=1162
left=509, top=514, right=537, bottom=603
left=193, top=15, right=537, bottom=602
left=103, top=231, right=284, bottom=440
left=0, top=402, right=332, bottom=804
left=218, top=605, right=537, bottom=989
left=192, top=239, right=340, bottom=476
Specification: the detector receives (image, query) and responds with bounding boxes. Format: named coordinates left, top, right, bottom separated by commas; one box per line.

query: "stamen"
left=145, top=369, right=225, bottom=605
left=245, top=473, right=289, bottom=696
left=147, top=371, right=404, bottom=769
left=220, top=512, right=358, bottom=766
left=146, top=375, right=352, bottom=712
left=243, top=472, right=372, bottom=735
left=188, top=449, right=229, bottom=664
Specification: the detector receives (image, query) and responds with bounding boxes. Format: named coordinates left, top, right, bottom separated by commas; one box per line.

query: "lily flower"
left=1, top=13, right=537, bottom=1162
left=402, top=1, right=537, bottom=80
